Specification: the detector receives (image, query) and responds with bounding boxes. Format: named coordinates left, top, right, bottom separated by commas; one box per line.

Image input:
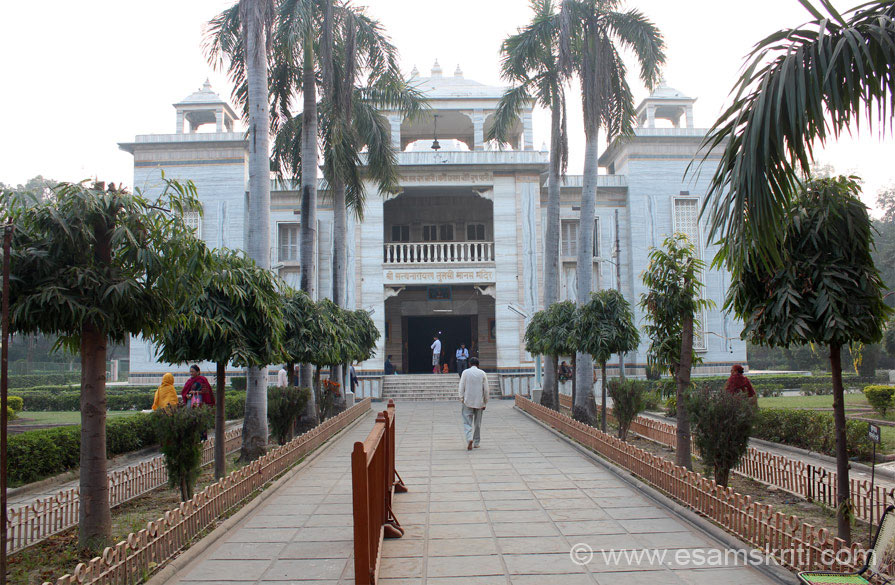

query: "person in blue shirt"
left=455, top=343, right=469, bottom=376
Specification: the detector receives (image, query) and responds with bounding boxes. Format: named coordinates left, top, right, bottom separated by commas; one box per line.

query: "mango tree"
left=155, top=249, right=285, bottom=477
left=3, top=179, right=205, bottom=550
left=524, top=301, right=578, bottom=411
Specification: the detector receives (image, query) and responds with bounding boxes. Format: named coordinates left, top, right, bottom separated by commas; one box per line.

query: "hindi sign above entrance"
left=384, top=267, right=495, bottom=285
left=400, top=171, right=493, bottom=186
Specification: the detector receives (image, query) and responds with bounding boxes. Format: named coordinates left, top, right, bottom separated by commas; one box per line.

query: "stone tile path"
left=168, top=402, right=782, bottom=585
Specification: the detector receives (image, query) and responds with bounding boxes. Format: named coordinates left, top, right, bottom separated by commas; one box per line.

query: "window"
left=183, top=210, right=201, bottom=237
left=423, top=224, right=453, bottom=241
left=561, top=220, right=578, bottom=257
left=673, top=197, right=706, bottom=350
left=391, top=225, right=409, bottom=242
left=467, top=223, right=486, bottom=241
left=439, top=224, right=454, bottom=241
left=278, top=223, right=300, bottom=262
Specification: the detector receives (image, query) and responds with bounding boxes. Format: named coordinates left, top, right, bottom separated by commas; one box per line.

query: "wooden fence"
left=352, top=400, right=405, bottom=585
left=40, top=398, right=371, bottom=585
left=556, top=394, right=895, bottom=527
left=7, top=427, right=242, bottom=554
left=518, top=395, right=872, bottom=575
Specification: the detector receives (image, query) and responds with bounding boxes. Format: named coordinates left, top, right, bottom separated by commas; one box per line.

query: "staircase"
left=382, top=373, right=502, bottom=402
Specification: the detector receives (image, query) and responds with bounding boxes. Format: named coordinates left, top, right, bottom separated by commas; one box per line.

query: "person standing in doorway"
left=456, top=343, right=469, bottom=376
left=431, top=335, right=442, bottom=374
left=459, top=357, right=488, bottom=450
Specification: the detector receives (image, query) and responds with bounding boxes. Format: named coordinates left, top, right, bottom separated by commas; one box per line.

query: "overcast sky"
left=3, top=0, right=893, bottom=215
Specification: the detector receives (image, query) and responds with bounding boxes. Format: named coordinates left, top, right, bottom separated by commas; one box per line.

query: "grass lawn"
left=758, top=393, right=870, bottom=410
left=12, top=410, right=134, bottom=426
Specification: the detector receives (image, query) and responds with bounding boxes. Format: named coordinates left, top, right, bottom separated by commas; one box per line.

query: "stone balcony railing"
left=384, top=241, right=494, bottom=265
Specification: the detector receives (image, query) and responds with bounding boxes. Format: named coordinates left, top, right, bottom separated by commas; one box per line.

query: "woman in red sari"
left=725, top=364, right=756, bottom=401
left=181, top=365, right=215, bottom=407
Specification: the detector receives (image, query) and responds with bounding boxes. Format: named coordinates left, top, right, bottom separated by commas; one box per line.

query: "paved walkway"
left=168, top=402, right=781, bottom=585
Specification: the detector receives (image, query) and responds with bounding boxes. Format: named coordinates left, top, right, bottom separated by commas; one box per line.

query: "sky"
left=2, top=0, right=893, bottom=216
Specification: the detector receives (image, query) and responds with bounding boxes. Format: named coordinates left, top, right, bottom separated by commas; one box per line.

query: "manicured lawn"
left=13, top=411, right=134, bottom=426
left=758, top=393, right=870, bottom=410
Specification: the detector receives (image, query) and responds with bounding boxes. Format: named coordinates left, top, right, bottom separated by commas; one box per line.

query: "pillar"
left=646, top=105, right=656, bottom=128
left=215, top=109, right=224, bottom=132
left=473, top=109, right=484, bottom=150
left=176, top=110, right=185, bottom=134
left=685, top=105, right=695, bottom=129
left=523, top=111, right=534, bottom=150
left=388, top=114, right=402, bottom=151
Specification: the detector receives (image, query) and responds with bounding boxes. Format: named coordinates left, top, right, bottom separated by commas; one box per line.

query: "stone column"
left=685, top=105, right=695, bottom=128
left=523, top=111, right=534, bottom=150
left=388, top=114, right=402, bottom=151
left=473, top=109, right=485, bottom=150
left=359, top=183, right=385, bottom=372
left=646, top=105, right=656, bottom=128
left=215, top=108, right=224, bottom=132
left=493, top=175, right=521, bottom=368
left=176, top=111, right=185, bottom=134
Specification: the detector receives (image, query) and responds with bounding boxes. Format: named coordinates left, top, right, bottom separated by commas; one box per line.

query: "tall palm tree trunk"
left=331, top=180, right=347, bottom=409
left=675, top=314, right=694, bottom=470
left=600, top=360, right=608, bottom=433
left=830, top=342, right=852, bottom=543
left=541, top=101, right=562, bottom=410
left=215, top=362, right=227, bottom=479
left=299, top=40, right=319, bottom=424
left=79, top=322, right=111, bottom=550
left=241, top=0, right=271, bottom=461
left=573, top=134, right=598, bottom=424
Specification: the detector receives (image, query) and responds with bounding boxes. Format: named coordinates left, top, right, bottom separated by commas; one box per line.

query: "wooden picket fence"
left=557, top=393, right=895, bottom=527
left=520, top=395, right=873, bottom=575
left=39, top=398, right=371, bottom=585
left=7, top=426, right=243, bottom=555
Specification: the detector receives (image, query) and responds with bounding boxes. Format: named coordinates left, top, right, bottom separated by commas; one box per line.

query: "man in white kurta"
left=431, top=336, right=442, bottom=374
left=458, top=357, right=488, bottom=450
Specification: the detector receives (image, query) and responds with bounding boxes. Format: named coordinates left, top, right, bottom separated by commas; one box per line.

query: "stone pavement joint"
left=167, top=402, right=783, bottom=585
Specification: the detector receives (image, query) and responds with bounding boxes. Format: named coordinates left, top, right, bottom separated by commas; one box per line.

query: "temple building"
left=120, top=62, right=745, bottom=389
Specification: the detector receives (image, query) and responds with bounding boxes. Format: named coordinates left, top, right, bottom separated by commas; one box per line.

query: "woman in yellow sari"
left=152, top=373, right=179, bottom=410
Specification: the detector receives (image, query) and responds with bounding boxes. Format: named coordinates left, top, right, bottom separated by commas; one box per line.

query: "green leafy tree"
left=689, top=387, right=756, bottom=488
left=3, top=178, right=204, bottom=549
left=524, top=301, right=578, bottom=411
left=607, top=379, right=647, bottom=441
left=728, top=176, right=891, bottom=543
left=489, top=0, right=570, bottom=399
left=577, top=289, right=640, bottom=430
left=558, top=0, right=664, bottom=420
left=640, top=234, right=712, bottom=471
left=152, top=405, right=214, bottom=501
left=155, top=250, right=285, bottom=476
left=695, top=0, right=895, bottom=276
left=268, top=385, right=310, bottom=444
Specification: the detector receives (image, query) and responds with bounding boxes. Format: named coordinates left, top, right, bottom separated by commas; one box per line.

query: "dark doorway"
left=405, top=316, right=473, bottom=373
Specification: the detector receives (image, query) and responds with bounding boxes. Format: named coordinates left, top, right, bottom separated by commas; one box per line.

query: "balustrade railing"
left=383, top=241, right=494, bottom=265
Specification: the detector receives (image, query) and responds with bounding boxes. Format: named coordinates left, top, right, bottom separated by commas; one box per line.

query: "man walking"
left=455, top=343, right=469, bottom=376
left=458, top=357, right=488, bottom=450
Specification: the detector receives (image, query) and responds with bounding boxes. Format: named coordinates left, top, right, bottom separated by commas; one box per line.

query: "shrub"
left=642, top=390, right=661, bottom=411
left=753, top=383, right=783, bottom=398
left=689, top=388, right=756, bottom=487
left=7, top=413, right=161, bottom=485
left=8, top=374, right=78, bottom=389
left=664, top=395, right=677, bottom=417
left=268, top=386, right=310, bottom=444
left=152, top=406, right=213, bottom=501
left=607, top=380, right=648, bottom=441
left=800, top=383, right=833, bottom=396
left=225, top=392, right=247, bottom=419
left=754, top=409, right=876, bottom=459
left=7, top=406, right=16, bottom=420
left=8, top=396, right=23, bottom=412
left=230, top=377, right=247, bottom=391
left=864, top=385, right=895, bottom=417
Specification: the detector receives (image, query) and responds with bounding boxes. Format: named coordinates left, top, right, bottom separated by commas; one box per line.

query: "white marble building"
left=120, top=63, right=745, bottom=383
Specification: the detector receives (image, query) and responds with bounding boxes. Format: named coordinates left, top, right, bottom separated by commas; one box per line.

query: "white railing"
left=384, top=241, right=494, bottom=265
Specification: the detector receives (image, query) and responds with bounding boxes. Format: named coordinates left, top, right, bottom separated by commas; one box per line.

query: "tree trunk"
left=78, top=323, right=111, bottom=551
left=541, top=97, right=563, bottom=407
left=716, top=467, right=730, bottom=488
left=215, top=362, right=226, bottom=479
left=241, top=0, right=271, bottom=462
left=830, top=342, right=852, bottom=544
left=571, top=354, right=577, bottom=409
left=332, top=181, right=347, bottom=411
left=313, top=367, right=322, bottom=421
left=286, top=361, right=295, bottom=387
left=573, top=134, right=599, bottom=424
left=541, top=355, right=558, bottom=410
left=601, top=361, right=608, bottom=433
left=675, top=315, right=694, bottom=470
left=298, top=39, right=319, bottom=407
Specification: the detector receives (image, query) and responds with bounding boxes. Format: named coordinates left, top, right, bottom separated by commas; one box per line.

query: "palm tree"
left=696, top=0, right=895, bottom=276
left=488, top=0, right=570, bottom=411
left=559, top=0, right=664, bottom=423
left=206, top=0, right=277, bottom=461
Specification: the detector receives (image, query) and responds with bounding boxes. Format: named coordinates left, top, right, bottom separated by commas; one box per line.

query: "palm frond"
left=488, top=83, right=533, bottom=146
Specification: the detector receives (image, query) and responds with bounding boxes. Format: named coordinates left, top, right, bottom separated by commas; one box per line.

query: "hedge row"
left=15, top=386, right=245, bottom=412
left=753, top=408, right=875, bottom=460
left=14, top=385, right=155, bottom=397
left=8, top=374, right=79, bottom=389
left=9, top=392, right=247, bottom=485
